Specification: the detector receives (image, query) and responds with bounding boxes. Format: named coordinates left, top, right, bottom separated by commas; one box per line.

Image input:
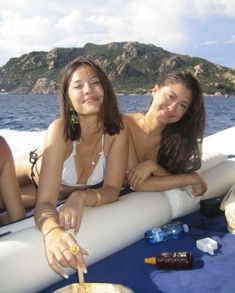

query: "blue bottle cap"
left=182, top=224, right=189, bottom=233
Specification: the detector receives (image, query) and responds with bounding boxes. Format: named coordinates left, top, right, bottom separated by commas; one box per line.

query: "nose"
left=168, top=101, right=177, bottom=112
left=83, top=81, right=92, bottom=93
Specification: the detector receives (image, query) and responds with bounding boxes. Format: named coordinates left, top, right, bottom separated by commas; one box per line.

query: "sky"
left=0, top=0, right=235, bottom=68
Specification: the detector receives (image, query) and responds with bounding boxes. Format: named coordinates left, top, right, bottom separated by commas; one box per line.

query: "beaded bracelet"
left=87, top=189, right=102, bottom=207
left=43, top=226, right=61, bottom=240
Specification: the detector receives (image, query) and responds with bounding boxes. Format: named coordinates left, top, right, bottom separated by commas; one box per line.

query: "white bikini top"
left=61, top=134, right=106, bottom=187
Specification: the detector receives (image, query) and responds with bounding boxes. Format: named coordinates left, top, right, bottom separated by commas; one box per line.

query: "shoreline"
left=1, top=92, right=235, bottom=97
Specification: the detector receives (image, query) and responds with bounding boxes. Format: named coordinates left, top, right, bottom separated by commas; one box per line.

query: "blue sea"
left=0, top=93, right=235, bottom=157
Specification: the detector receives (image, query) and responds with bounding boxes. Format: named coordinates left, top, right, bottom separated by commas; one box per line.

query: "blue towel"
left=41, top=211, right=235, bottom=293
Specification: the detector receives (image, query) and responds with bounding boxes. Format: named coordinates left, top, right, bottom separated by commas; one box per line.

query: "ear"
left=152, top=85, right=159, bottom=97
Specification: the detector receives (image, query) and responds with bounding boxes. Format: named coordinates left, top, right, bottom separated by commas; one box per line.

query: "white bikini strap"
left=101, top=134, right=104, bottom=151
left=73, top=141, right=77, bottom=155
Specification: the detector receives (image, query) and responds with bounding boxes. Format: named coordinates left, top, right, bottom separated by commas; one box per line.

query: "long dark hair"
left=157, top=72, right=205, bottom=173
left=59, top=57, right=123, bottom=141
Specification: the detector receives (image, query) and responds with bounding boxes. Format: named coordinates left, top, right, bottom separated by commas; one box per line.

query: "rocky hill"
left=0, top=41, right=235, bottom=95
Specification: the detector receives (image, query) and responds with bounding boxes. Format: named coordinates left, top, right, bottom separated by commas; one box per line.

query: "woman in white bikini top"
left=34, top=57, right=128, bottom=280
left=62, top=134, right=106, bottom=187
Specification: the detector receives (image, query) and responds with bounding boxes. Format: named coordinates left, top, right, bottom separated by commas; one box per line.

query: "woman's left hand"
left=190, top=172, right=207, bottom=196
left=59, top=190, right=86, bottom=234
left=43, top=226, right=89, bottom=278
left=126, top=160, right=157, bottom=189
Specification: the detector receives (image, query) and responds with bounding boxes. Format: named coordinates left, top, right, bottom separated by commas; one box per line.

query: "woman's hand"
left=44, top=226, right=89, bottom=279
left=189, top=172, right=207, bottom=196
left=126, top=160, right=158, bottom=189
left=59, top=190, right=86, bottom=234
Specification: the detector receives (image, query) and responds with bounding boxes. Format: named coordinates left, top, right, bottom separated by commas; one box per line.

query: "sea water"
left=0, top=94, right=235, bottom=157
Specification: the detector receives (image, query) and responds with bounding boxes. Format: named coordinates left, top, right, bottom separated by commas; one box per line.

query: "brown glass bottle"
left=144, top=251, right=193, bottom=269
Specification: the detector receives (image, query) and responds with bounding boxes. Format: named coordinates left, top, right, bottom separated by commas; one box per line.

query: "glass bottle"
left=144, top=251, right=193, bottom=269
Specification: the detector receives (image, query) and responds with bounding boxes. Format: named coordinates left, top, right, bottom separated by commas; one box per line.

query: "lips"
left=83, top=96, right=98, bottom=104
left=159, top=106, right=176, bottom=121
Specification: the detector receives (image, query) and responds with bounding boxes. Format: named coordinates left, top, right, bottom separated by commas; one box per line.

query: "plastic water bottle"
left=145, top=222, right=189, bottom=245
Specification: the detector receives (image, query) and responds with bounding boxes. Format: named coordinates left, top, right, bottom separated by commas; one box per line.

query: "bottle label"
left=173, top=252, right=187, bottom=258
left=158, top=252, right=193, bottom=269
left=161, top=252, right=188, bottom=258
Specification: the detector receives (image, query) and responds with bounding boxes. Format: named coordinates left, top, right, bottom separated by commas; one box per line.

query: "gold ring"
left=62, top=247, right=69, bottom=254
left=69, top=244, right=80, bottom=255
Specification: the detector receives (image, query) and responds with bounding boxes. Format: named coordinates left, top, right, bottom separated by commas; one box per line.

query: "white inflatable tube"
left=0, top=192, right=172, bottom=293
left=202, top=126, right=235, bottom=155
left=0, top=212, right=36, bottom=235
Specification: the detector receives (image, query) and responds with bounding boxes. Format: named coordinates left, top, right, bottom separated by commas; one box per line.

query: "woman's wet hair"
left=157, top=72, right=205, bottom=173
left=59, top=57, right=123, bottom=141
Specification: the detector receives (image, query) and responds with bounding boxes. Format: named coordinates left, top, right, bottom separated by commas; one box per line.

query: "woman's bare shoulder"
left=0, top=136, right=7, bottom=147
left=45, top=118, right=67, bottom=145
left=124, top=112, right=143, bottom=123
left=0, top=136, right=10, bottom=156
left=48, top=118, right=64, bottom=130
left=0, top=136, right=13, bottom=152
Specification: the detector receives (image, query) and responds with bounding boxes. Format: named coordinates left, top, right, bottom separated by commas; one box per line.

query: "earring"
left=70, top=108, right=79, bottom=127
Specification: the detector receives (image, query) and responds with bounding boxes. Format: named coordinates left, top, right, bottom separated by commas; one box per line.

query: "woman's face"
left=152, top=82, right=192, bottom=125
left=68, top=64, right=104, bottom=115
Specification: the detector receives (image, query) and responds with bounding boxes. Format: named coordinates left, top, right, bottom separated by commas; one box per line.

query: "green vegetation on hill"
left=0, top=42, right=234, bottom=95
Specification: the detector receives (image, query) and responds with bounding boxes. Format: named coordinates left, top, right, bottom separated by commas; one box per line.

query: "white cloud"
left=199, top=40, right=219, bottom=46
left=121, top=0, right=189, bottom=49
left=57, top=10, right=82, bottom=31
left=192, top=0, right=235, bottom=16
left=228, top=34, right=235, bottom=43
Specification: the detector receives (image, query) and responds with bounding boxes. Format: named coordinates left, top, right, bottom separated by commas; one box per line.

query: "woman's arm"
left=102, top=124, right=129, bottom=199
left=134, top=171, right=207, bottom=196
left=34, top=119, right=67, bottom=230
left=127, top=160, right=168, bottom=188
left=0, top=137, right=25, bottom=225
left=124, top=114, right=139, bottom=171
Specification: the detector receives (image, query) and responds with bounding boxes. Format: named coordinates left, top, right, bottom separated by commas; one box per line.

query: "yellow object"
left=225, top=203, right=235, bottom=234
left=53, top=283, right=134, bottom=292
left=88, top=189, right=102, bottom=207
left=144, top=257, right=157, bottom=265
left=220, top=183, right=235, bottom=234
left=69, top=244, right=80, bottom=255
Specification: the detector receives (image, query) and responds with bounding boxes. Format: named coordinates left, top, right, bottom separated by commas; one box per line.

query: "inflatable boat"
left=1, top=126, right=235, bottom=293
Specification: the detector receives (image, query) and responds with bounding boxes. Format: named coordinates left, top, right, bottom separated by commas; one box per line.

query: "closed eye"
left=167, top=94, right=176, bottom=102
left=91, top=78, right=101, bottom=86
left=180, top=103, right=188, bottom=110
